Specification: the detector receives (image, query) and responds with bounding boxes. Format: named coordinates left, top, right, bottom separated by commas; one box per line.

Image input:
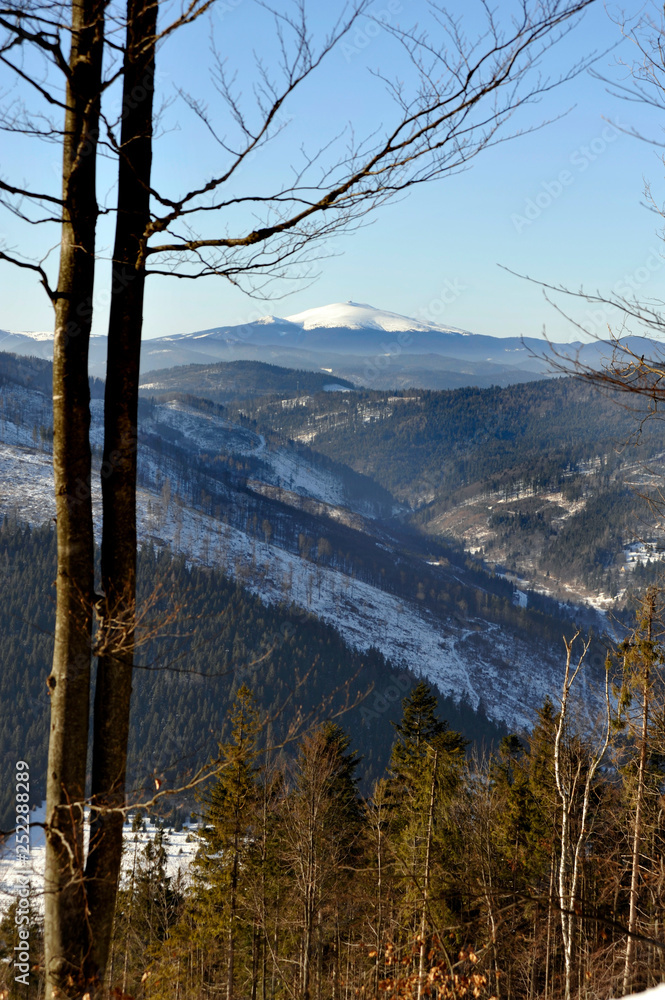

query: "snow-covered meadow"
left=0, top=805, right=199, bottom=918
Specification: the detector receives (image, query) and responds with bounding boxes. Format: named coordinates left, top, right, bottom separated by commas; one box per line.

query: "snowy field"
left=0, top=805, right=198, bottom=917
left=624, top=541, right=665, bottom=567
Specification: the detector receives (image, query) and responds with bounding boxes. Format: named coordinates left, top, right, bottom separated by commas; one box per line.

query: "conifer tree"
left=613, top=588, right=665, bottom=993
left=112, top=824, right=183, bottom=997
left=190, top=684, right=261, bottom=1000
left=280, top=722, right=361, bottom=1000
left=387, top=682, right=468, bottom=970
left=390, top=680, right=467, bottom=795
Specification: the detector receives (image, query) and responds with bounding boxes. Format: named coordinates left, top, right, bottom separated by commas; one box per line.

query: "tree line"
left=5, top=620, right=665, bottom=1000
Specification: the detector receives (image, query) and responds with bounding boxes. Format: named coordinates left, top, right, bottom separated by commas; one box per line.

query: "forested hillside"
left=140, top=359, right=355, bottom=402
left=0, top=350, right=609, bottom=739
left=228, top=378, right=665, bottom=599
left=0, top=519, right=504, bottom=830
left=2, top=367, right=662, bottom=1000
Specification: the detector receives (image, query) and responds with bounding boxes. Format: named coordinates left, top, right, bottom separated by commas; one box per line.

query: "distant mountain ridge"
left=140, top=359, right=355, bottom=402
left=2, top=300, right=657, bottom=389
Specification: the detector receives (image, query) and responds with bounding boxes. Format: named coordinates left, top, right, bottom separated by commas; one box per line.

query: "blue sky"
left=1, top=0, right=662, bottom=341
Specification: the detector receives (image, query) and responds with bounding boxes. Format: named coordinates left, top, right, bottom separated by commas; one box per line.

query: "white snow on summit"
left=255, top=314, right=283, bottom=325
left=285, top=301, right=468, bottom=334
left=7, top=330, right=104, bottom=341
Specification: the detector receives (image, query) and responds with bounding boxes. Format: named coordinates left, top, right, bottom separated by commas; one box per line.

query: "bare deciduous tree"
left=554, top=631, right=611, bottom=1000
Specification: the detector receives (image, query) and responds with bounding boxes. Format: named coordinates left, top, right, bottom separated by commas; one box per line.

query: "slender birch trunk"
left=554, top=634, right=611, bottom=1000
left=622, top=676, right=649, bottom=995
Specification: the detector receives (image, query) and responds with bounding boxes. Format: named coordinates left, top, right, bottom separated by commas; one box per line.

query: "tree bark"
left=554, top=635, right=611, bottom=1000
left=84, top=0, right=156, bottom=980
left=44, top=0, right=104, bottom=991
left=623, top=597, right=654, bottom=996
left=416, top=752, right=437, bottom=1000
left=623, top=677, right=649, bottom=994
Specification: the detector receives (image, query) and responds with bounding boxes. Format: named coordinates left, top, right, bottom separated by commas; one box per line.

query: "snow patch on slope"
left=142, top=398, right=383, bottom=518
left=0, top=432, right=560, bottom=733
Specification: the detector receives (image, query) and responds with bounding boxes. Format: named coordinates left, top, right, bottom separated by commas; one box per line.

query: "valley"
left=0, top=355, right=594, bottom=739
left=1, top=319, right=664, bottom=1000
left=4, top=300, right=663, bottom=387
left=1, top=312, right=662, bottom=830
left=226, top=376, right=665, bottom=606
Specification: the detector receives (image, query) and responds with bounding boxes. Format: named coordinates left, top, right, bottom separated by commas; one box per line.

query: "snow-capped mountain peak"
left=285, top=301, right=468, bottom=334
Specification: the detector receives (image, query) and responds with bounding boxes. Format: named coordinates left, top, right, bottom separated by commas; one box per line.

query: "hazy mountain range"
left=1, top=301, right=652, bottom=389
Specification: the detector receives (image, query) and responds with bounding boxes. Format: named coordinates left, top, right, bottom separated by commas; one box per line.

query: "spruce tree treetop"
left=196, top=683, right=261, bottom=858
left=390, top=680, right=468, bottom=786
left=316, top=721, right=363, bottom=832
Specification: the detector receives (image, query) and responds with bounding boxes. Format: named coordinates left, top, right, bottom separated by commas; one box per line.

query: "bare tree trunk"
left=251, top=921, right=258, bottom=1000
left=227, top=830, right=240, bottom=1000
left=84, top=0, right=156, bottom=981
left=122, top=844, right=137, bottom=997
left=375, top=803, right=384, bottom=1000
left=623, top=613, right=652, bottom=995
left=261, top=784, right=268, bottom=1000
left=554, top=634, right=611, bottom=1000
left=315, top=908, right=322, bottom=1000
left=44, top=0, right=104, bottom=991
left=544, top=845, right=555, bottom=1000
left=301, top=802, right=316, bottom=1000
left=416, top=752, right=437, bottom=1000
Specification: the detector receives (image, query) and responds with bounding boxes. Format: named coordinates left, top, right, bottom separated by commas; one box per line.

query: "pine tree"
left=389, top=680, right=467, bottom=796
left=111, top=824, right=182, bottom=997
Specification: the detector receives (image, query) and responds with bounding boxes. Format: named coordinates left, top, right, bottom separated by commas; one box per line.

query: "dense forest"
left=11, top=357, right=661, bottom=521
left=4, top=357, right=665, bottom=1000
left=140, top=360, right=356, bottom=402
left=0, top=519, right=504, bottom=830
left=226, top=379, right=665, bottom=594
left=2, top=348, right=662, bottom=602
left=228, top=380, right=664, bottom=502
left=4, top=630, right=665, bottom=1000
